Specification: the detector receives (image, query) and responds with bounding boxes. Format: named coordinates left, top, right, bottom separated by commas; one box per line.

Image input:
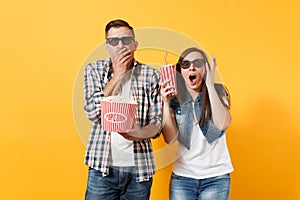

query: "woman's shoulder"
left=214, top=83, right=230, bottom=108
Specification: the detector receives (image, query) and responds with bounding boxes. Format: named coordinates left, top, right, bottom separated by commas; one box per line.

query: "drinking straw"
left=164, top=51, right=168, bottom=65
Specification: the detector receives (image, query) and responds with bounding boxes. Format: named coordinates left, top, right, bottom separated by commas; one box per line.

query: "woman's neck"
left=187, top=81, right=203, bottom=101
left=187, top=87, right=199, bottom=101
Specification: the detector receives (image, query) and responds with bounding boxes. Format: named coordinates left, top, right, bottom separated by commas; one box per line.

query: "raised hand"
left=205, top=56, right=217, bottom=88
left=160, top=79, right=175, bottom=104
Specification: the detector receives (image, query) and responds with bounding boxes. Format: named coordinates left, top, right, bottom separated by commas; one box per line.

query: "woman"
left=161, top=47, right=234, bottom=200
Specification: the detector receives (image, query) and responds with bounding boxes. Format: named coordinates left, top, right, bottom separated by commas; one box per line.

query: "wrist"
left=111, top=73, right=125, bottom=82
left=206, top=83, right=215, bottom=90
left=163, top=98, right=170, bottom=106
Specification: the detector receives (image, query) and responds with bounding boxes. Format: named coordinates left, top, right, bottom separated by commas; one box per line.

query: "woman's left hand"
left=205, top=56, right=217, bottom=88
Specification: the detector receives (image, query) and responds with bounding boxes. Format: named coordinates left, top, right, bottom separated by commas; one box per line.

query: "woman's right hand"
left=160, top=79, right=175, bottom=104
left=160, top=79, right=179, bottom=144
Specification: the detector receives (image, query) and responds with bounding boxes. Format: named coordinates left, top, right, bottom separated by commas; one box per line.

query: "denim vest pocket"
left=174, top=104, right=193, bottom=149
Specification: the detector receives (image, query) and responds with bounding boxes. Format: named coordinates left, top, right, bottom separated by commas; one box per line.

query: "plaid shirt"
left=84, top=58, right=162, bottom=182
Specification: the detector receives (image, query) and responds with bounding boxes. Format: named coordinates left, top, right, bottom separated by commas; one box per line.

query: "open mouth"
left=189, top=75, right=197, bottom=83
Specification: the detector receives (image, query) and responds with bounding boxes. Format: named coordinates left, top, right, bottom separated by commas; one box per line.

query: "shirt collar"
left=195, top=92, right=203, bottom=103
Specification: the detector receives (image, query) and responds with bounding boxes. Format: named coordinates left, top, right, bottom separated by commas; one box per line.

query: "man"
left=84, top=19, right=162, bottom=200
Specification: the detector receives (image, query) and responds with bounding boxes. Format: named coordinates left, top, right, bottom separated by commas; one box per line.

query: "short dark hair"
left=105, top=19, right=135, bottom=37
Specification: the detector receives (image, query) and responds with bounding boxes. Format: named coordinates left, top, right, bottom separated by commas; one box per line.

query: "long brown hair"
left=176, top=47, right=211, bottom=127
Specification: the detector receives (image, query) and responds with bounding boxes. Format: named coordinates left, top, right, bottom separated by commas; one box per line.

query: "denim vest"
left=170, top=83, right=227, bottom=149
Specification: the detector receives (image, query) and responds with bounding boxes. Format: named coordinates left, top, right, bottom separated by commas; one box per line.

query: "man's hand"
left=111, top=47, right=134, bottom=78
left=120, top=124, right=160, bottom=141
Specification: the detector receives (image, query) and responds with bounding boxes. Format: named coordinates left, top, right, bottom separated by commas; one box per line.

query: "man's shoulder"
left=85, top=58, right=110, bottom=70
left=135, top=61, right=160, bottom=75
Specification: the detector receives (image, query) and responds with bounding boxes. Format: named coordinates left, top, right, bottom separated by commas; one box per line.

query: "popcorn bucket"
left=160, top=64, right=177, bottom=95
left=100, top=99, right=138, bottom=132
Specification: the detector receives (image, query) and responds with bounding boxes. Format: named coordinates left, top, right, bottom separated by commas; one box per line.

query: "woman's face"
left=180, top=51, right=206, bottom=93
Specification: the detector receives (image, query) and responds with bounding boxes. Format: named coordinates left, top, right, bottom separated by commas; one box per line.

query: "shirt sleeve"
left=148, top=71, right=163, bottom=133
left=84, top=64, right=105, bottom=123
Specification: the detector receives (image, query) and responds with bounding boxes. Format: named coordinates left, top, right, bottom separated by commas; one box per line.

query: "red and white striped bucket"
left=160, top=64, right=177, bottom=95
left=100, top=100, right=137, bottom=132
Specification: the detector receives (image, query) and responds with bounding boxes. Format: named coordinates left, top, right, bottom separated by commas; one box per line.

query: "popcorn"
left=100, top=96, right=138, bottom=132
left=100, top=96, right=137, bottom=104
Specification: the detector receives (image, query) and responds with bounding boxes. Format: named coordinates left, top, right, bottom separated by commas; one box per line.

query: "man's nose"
left=117, top=40, right=125, bottom=47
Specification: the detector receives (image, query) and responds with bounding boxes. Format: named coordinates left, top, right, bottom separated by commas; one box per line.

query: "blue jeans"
left=85, top=167, right=152, bottom=200
left=170, top=173, right=231, bottom=200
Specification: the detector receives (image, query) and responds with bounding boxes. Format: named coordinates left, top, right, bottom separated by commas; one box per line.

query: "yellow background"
left=1, top=0, right=300, bottom=199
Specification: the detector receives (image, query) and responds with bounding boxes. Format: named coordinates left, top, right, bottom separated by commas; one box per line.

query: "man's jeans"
left=85, top=167, right=152, bottom=200
left=170, top=173, right=231, bottom=200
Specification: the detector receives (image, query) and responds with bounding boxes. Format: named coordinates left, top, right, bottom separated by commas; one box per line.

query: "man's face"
left=105, top=27, right=138, bottom=58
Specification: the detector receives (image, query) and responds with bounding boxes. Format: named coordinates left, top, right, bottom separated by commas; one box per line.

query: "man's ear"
left=133, top=41, right=138, bottom=51
left=104, top=43, right=109, bottom=53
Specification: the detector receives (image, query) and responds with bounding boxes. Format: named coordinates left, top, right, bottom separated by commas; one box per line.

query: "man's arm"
left=125, top=70, right=162, bottom=140
left=84, top=64, right=103, bottom=123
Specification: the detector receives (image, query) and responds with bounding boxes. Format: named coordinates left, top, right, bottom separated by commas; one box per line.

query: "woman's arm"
left=205, top=57, right=232, bottom=131
left=161, top=80, right=179, bottom=144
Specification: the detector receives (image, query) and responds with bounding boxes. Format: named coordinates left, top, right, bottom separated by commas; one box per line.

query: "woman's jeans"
left=85, top=167, right=152, bottom=200
left=170, top=173, right=231, bottom=200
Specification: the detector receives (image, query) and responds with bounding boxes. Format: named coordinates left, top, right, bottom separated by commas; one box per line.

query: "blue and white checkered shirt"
left=84, top=58, right=162, bottom=182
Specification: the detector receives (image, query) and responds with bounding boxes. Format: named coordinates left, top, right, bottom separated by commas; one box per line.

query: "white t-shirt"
left=173, top=107, right=234, bottom=179
left=109, top=70, right=134, bottom=167
left=110, top=132, right=134, bottom=166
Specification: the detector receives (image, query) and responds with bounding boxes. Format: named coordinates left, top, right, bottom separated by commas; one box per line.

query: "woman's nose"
left=189, top=64, right=196, bottom=70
